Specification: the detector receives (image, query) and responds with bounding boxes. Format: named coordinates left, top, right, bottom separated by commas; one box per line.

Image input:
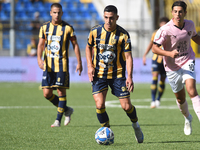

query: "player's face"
left=103, top=11, right=119, bottom=31
left=172, top=6, right=186, bottom=25
left=50, top=6, right=63, bottom=24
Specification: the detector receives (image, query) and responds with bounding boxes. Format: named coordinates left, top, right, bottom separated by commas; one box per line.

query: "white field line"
left=0, top=98, right=193, bottom=109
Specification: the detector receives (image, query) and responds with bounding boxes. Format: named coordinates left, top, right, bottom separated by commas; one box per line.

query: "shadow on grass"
left=145, top=140, right=200, bottom=144
left=67, top=123, right=181, bottom=128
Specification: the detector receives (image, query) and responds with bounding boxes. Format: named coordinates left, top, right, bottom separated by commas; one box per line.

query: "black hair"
left=104, top=5, right=118, bottom=14
left=51, top=3, right=62, bottom=9
left=172, top=1, right=187, bottom=12
left=159, top=17, right=169, bottom=23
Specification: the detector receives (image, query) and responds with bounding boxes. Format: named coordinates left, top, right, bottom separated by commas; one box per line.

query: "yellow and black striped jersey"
left=39, top=21, right=76, bottom=72
left=87, top=24, right=131, bottom=79
left=151, top=30, right=163, bottom=63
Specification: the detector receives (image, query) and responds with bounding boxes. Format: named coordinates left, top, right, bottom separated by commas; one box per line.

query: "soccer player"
left=37, top=3, right=82, bottom=127
left=152, top=1, right=200, bottom=135
left=85, top=5, right=144, bottom=143
left=143, top=17, right=169, bottom=108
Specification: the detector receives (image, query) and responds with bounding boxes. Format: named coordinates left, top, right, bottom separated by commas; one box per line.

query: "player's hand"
left=76, top=63, right=83, bottom=76
left=143, top=56, right=146, bottom=65
left=87, top=65, right=95, bottom=82
left=38, top=59, right=44, bottom=70
left=170, top=50, right=179, bottom=58
left=126, top=77, right=134, bottom=92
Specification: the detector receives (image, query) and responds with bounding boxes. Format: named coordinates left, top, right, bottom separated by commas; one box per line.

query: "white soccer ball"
left=95, top=127, right=114, bottom=145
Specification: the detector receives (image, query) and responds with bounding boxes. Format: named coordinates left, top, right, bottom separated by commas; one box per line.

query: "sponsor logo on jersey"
left=47, top=35, right=61, bottom=41
left=99, top=51, right=116, bottom=64
left=47, top=41, right=60, bottom=53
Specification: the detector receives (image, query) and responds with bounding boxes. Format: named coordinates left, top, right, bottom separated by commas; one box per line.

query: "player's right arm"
left=85, top=44, right=95, bottom=82
left=152, top=44, right=178, bottom=58
left=37, top=37, right=45, bottom=70
left=152, top=29, right=179, bottom=58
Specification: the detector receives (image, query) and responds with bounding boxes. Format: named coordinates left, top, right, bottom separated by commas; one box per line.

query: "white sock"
left=176, top=100, right=190, bottom=118
left=191, top=95, right=200, bottom=121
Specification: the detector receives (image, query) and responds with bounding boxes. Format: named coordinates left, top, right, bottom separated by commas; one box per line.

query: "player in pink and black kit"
left=152, top=1, right=200, bottom=135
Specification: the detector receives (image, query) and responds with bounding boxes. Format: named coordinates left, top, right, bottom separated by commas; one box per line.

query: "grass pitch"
left=0, top=82, right=200, bottom=150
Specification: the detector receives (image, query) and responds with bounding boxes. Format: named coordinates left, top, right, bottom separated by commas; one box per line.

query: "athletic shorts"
left=42, top=71, right=69, bottom=89
left=92, top=77, right=130, bottom=99
left=166, top=60, right=196, bottom=93
left=152, top=59, right=166, bottom=77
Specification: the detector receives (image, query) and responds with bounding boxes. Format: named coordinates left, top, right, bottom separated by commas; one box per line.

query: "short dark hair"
left=51, top=3, right=62, bottom=9
left=159, top=17, right=169, bottom=23
left=172, top=1, right=187, bottom=12
left=104, top=5, right=118, bottom=14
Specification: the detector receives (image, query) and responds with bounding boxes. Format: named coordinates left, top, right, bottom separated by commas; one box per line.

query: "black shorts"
left=92, top=77, right=130, bottom=99
left=42, top=70, right=69, bottom=89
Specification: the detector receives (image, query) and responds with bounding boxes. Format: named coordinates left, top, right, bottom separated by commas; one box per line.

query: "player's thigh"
left=182, top=60, right=197, bottom=97
left=92, top=78, right=108, bottom=109
left=166, top=70, right=184, bottom=93
left=185, top=78, right=198, bottom=98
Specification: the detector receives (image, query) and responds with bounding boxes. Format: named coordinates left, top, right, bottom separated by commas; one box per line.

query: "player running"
left=85, top=5, right=144, bottom=143
left=152, top=1, right=200, bottom=135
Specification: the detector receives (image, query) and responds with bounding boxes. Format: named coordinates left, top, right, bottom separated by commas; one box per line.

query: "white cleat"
left=132, top=122, right=144, bottom=143
left=184, top=114, right=192, bottom=135
left=150, top=101, right=156, bottom=108
left=51, top=120, right=60, bottom=127
left=155, top=100, right=160, bottom=108
left=64, top=107, right=74, bottom=126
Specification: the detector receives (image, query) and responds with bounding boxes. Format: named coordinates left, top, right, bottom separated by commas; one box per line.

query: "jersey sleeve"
left=192, top=21, right=197, bottom=37
left=87, top=30, right=94, bottom=47
left=153, top=28, right=167, bottom=45
left=39, top=26, right=45, bottom=39
left=69, top=27, right=77, bottom=41
left=124, top=33, right=131, bottom=52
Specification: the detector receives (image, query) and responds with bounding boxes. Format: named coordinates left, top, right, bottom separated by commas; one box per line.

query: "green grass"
left=0, top=82, right=200, bottom=150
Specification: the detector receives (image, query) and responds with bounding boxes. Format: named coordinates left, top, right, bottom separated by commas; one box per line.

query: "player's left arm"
left=192, top=34, right=200, bottom=45
left=70, top=36, right=83, bottom=76
left=125, top=52, right=134, bottom=92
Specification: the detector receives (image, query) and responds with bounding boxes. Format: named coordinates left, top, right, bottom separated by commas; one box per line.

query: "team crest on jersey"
left=59, top=31, right=63, bottom=36
left=188, top=31, right=192, bottom=36
left=155, top=29, right=162, bottom=40
left=111, top=39, right=116, bottom=44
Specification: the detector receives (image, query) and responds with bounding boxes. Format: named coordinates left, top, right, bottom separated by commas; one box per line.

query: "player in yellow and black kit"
left=143, top=17, right=169, bottom=108
left=37, top=3, right=82, bottom=127
left=85, top=5, right=143, bottom=143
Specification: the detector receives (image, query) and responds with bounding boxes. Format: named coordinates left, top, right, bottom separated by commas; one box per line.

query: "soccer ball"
left=95, top=127, right=114, bottom=145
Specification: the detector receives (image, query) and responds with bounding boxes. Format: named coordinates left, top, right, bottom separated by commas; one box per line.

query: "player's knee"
left=121, top=103, right=132, bottom=111
left=43, top=92, right=52, bottom=99
left=96, top=104, right=105, bottom=109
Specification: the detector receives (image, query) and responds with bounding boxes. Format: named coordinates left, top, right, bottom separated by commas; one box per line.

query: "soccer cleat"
left=51, top=120, right=60, bottom=127
left=132, top=122, right=144, bottom=143
left=64, top=107, right=74, bottom=126
left=150, top=101, right=156, bottom=108
left=155, top=100, right=160, bottom=108
left=184, top=114, right=193, bottom=135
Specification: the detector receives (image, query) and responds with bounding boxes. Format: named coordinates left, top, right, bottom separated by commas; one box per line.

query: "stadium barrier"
left=0, top=57, right=200, bottom=83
